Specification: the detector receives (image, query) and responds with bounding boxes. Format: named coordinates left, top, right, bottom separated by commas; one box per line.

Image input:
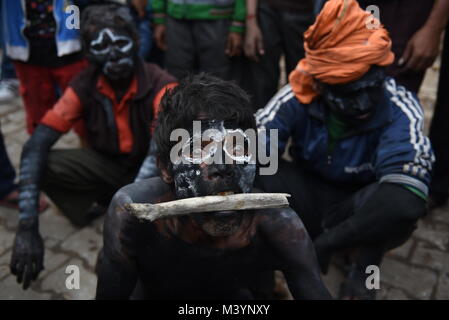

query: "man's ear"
left=157, top=157, right=173, bottom=184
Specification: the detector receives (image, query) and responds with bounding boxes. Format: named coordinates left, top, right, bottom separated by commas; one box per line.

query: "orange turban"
left=289, top=0, right=395, bottom=104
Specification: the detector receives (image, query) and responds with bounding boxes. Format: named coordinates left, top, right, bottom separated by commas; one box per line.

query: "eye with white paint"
left=223, top=129, right=253, bottom=162
left=181, top=137, right=218, bottom=164
left=89, top=28, right=133, bottom=55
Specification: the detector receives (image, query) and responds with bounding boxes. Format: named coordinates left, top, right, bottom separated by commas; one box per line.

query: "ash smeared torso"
left=98, top=177, right=330, bottom=300
left=134, top=220, right=279, bottom=299
left=102, top=178, right=286, bottom=299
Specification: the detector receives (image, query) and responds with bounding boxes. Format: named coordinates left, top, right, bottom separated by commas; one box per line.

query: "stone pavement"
left=0, top=62, right=448, bottom=300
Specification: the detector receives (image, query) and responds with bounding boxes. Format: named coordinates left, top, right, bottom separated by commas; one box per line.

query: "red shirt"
left=41, top=76, right=177, bottom=153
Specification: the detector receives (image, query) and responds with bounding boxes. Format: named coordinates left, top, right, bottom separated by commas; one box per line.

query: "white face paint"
left=88, top=28, right=135, bottom=80
left=89, top=28, right=133, bottom=56
left=180, top=121, right=254, bottom=165
left=170, top=120, right=256, bottom=200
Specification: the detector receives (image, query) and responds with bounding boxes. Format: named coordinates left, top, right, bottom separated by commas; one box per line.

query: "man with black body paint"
left=256, top=0, right=434, bottom=299
left=10, top=4, right=176, bottom=290
left=95, top=74, right=332, bottom=300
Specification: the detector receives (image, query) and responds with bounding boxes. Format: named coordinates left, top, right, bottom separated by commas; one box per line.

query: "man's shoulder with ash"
left=252, top=206, right=299, bottom=225
left=111, top=177, right=172, bottom=210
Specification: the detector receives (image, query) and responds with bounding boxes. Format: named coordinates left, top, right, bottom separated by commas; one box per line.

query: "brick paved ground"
left=0, top=60, right=448, bottom=299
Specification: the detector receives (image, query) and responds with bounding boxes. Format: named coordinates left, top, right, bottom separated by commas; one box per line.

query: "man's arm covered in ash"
left=96, top=190, right=139, bottom=299
left=259, top=208, right=333, bottom=299
left=10, top=124, right=61, bottom=289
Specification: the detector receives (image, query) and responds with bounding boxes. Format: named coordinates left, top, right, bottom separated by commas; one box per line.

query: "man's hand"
left=153, top=24, right=167, bottom=51
left=10, top=217, right=44, bottom=290
left=244, top=21, right=264, bottom=61
left=399, top=25, right=442, bottom=72
left=225, top=32, right=243, bottom=57
left=131, top=0, right=148, bottom=18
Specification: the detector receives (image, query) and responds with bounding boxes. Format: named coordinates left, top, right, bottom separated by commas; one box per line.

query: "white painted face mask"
left=89, top=28, right=133, bottom=56
left=181, top=124, right=254, bottom=165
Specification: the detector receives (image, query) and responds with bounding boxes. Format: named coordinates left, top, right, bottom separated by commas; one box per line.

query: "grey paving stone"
left=413, top=221, right=449, bottom=251
left=0, top=102, right=21, bottom=117
left=378, top=286, right=410, bottom=300
left=0, top=119, right=22, bottom=135
left=5, top=110, right=25, bottom=124
left=4, top=141, right=22, bottom=167
left=40, top=249, right=71, bottom=278
left=40, top=258, right=97, bottom=300
left=53, top=132, right=81, bottom=149
left=0, top=206, right=19, bottom=230
left=92, top=216, right=105, bottom=235
left=0, top=275, right=51, bottom=300
left=431, top=206, right=449, bottom=225
left=322, top=264, right=346, bottom=299
left=435, top=272, right=449, bottom=300
left=0, top=224, right=14, bottom=256
left=0, top=250, right=11, bottom=280
left=60, top=227, right=102, bottom=268
left=387, top=239, right=414, bottom=260
left=411, top=241, right=449, bottom=272
left=380, top=257, right=437, bottom=300
left=8, top=129, right=29, bottom=145
left=40, top=208, right=78, bottom=249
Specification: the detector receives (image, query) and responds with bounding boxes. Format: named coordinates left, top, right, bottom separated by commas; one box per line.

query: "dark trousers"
left=42, top=149, right=138, bottom=226
left=358, top=0, right=435, bottom=93
left=0, top=126, right=17, bottom=199
left=255, top=160, right=416, bottom=249
left=165, top=17, right=234, bottom=81
left=429, top=27, right=449, bottom=200
left=245, top=3, right=313, bottom=110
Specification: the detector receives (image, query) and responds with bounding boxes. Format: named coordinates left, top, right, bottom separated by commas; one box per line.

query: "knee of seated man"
left=389, top=184, right=427, bottom=224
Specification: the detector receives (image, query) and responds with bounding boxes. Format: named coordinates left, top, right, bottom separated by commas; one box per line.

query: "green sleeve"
left=230, top=0, right=246, bottom=33
left=151, top=0, right=167, bottom=24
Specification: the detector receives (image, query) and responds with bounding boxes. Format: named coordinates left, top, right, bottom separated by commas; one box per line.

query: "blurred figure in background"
left=315, top=0, right=449, bottom=94
left=152, top=0, right=246, bottom=80
left=244, top=0, right=314, bottom=110
left=0, top=2, right=19, bottom=103
left=127, top=0, right=153, bottom=60
left=1, top=0, right=87, bottom=136
left=429, top=25, right=449, bottom=210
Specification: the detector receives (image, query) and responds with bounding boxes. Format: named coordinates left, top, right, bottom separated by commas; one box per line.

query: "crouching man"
left=11, top=3, right=176, bottom=290
left=95, top=74, right=332, bottom=300
left=255, top=0, right=434, bottom=299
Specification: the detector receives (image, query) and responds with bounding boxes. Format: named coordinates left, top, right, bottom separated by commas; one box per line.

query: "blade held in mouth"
left=125, top=193, right=291, bottom=222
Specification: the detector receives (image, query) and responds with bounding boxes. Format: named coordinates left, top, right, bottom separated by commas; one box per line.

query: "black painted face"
left=88, top=28, right=136, bottom=81
left=170, top=120, right=256, bottom=237
left=321, top=67, right=386, bottom=124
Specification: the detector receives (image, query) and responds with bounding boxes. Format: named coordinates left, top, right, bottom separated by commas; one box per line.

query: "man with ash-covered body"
left=10, top=4, right=176, bottom=290
left=95, top=74, right=332, bottom=300
left=256, top=0, right=434, bottom=299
